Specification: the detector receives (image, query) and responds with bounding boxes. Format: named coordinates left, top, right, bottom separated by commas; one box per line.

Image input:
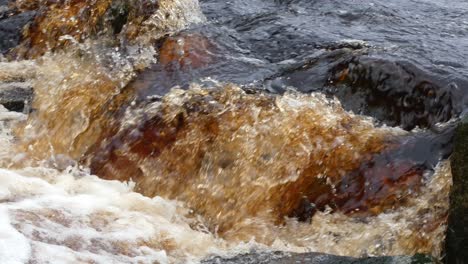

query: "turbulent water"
left=0, top=0, right=467, bottom=263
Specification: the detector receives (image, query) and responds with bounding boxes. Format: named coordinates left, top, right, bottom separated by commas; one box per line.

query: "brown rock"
left=11, top=0, right=158, bottom=58
left=159, top=33, right=215, bottom=70
left=84, top=85, right=441, bottom=234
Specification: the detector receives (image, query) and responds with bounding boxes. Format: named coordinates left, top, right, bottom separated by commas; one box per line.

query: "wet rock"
left=114, top=32, right=219, bottom=98
left=201, top=251, right=435, bottom=264
left=289, top=129, right=453, bottom=220
left=12, top=0, right=159, bottom=58
left=159, top=33, right=216, bottom=70
left=262, top=48, right=359, bottom=94
left=0, top=1, right=14, bottom=19
left=84, top=85, right=450, bottom=237
left=0, top=3, right=36, bottom=54
left=326, top=56, right=457, bottom=130
left=85, top=85, right=392, bottom=232
left=13, top=1, right=206, bottom=162
left=445, top=114, right=468, bottom=264
left=0, top=82, right=33, bottom=112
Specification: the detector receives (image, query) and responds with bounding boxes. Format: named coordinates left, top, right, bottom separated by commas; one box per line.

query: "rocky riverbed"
left=1, top=0, right=467, bottom=263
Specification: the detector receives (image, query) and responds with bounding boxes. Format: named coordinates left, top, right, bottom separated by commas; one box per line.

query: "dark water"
left=128, top=0, right=468, bottom=131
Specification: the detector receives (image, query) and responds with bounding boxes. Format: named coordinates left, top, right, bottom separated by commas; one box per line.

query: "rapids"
left=0, top=0, right=467, bottom=263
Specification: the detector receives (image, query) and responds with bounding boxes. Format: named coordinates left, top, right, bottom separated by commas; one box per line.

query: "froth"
left=0, top=161, right=451, bottom=263
left=0, top=167, right=224, bottom=263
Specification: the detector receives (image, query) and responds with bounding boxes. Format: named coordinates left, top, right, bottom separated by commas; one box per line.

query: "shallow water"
left=136, top=0, right=468, bottom=97
left=0, top=0, right=467, bottom=263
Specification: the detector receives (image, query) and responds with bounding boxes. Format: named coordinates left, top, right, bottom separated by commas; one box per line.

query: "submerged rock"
left=202, top=251, right=435, bottom=264
left=82, top=85, right=451, bottom=255
left=11, top=0, right=157, bottom=58
left=159, top=33, right=216, bottom=70
left=86, top=85, right=391, bottom=230
left=445, top=115, right=468, bottom=264
left=11, top=0, right=205, bottom=58
left=13, top=0, right=205, bottom=158
left=326, top=56, right=457, bottom=130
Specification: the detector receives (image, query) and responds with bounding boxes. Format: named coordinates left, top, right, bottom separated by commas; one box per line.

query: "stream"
left=0, top=0, right=467, bottom=263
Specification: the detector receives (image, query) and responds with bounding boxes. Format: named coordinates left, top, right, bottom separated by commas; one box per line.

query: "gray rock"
left=0, top=5, right=36, bottom=54
left=202, top=252, right=435, bottom=264
left=0, top=3, right=12, bottom=19
left=0, top=82, right=33, bottom=112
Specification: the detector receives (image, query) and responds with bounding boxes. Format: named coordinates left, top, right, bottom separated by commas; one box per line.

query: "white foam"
left=0, top=167, right=223, bottom=263
left=0, top=207, right=31, bottom=264
left=0, top=100, right=452, bottom=263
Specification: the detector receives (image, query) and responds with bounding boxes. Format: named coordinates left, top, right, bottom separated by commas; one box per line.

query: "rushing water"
left=0, top=0, right=467, bottom=263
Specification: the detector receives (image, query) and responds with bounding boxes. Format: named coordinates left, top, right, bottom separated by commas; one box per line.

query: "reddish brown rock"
left=84, top=85, right=442, bottom=234
left=159, top=33, right=215, bottom=70
left=11, top=0, right=158, bottom=58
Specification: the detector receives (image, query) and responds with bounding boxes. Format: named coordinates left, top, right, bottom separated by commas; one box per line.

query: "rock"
left=0, top=5, right=9, bottom=19
left=0, top=1, right=36, bottom=54
left=201, top=251, right=435, bottom=264
left=0, top=0, right=12, bottom=18
left=445, top=114, right=468, bottom=264
left=290, top=128, right=453, bottom=220
left=0, top=82, right=33, bottom=112
left=84, top=85, right=391, bottom=232
left=11, top=0, right=159, bottom=58
left=159, top=33, right=216, bottom=70
left=326, top=56, right=457, bottom=130
left=84, top=85, right=450, bottom=236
